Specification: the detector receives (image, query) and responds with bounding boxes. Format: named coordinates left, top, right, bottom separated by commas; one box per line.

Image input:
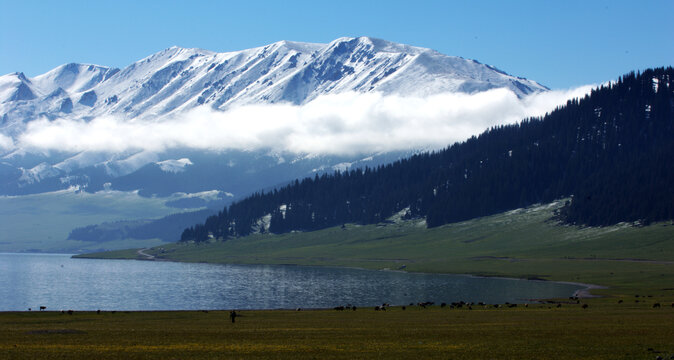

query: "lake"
left=0, top=253, right=583, bottom=311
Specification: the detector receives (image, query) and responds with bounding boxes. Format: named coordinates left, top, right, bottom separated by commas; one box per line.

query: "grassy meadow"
left=80, top=201, right=674, bottom=297
left=2, top=299, right=674, bottom=360
left=18, top=201, right=673, bottom=358
left=0, top=189, right=177, bottom=253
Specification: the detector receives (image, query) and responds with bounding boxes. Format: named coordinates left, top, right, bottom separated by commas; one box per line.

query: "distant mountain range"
left=1, top=36, right=545, bottom=128
left=0, top=36, right=547, bottom=200
left=0, top=37, right=558, bottom=250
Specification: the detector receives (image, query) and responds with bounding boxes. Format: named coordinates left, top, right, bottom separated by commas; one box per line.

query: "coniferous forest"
left=181, top=67, right=674, bottom=242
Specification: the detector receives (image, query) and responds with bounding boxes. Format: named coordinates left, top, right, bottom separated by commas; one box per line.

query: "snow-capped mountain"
left=1, top=37, right=546, bottom=133
left=0, top=36, right=548, bottom=198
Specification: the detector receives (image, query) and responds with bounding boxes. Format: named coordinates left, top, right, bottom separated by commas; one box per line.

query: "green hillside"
left=78, top=201, right=674, bottom=297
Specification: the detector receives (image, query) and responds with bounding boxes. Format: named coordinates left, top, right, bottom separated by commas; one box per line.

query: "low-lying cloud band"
left=10, top=86, right=594, bottom=156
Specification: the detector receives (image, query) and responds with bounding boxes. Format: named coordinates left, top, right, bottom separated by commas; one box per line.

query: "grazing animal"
left=652, top=303, right=661, bottom=308
left=401, top=306, right=406, bottom=311
left=352, top=306, right=357, bottom=311
left=39, top=306, right=46, bottom=311
left=97, top=310, right=101, bottom=314
left=440, top=303, right=446, bottom=308
left=334, top=306, right=345, bottom=311
left=618, top=299, right=623, bottom=304
left=582, top=304, right=588, bottom=309
left=67, top=310, right=74, bottom=315
left=556, top=304, right=562, bottom=308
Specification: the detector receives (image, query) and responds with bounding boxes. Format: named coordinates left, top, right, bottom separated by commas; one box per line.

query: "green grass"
left=2, top=299, right=674, bottom=359
left=0, top=190, right=178, bottom=253
left=18, top=201, right=674, bottom=359
left=78, top=201, right=674, bottom=297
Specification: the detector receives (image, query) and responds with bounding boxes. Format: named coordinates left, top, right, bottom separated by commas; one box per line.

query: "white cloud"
left=0, top=133, right=14, bottom=151
left=15, top=86, right=594, bottom=156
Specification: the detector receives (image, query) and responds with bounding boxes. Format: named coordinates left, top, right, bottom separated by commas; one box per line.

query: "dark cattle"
left=618, top=299, right=623, bottom=304
left=334, top=306, right=345, bottom=311
left=67, top=310, right=74, bottom=315
left=440, top=303, right=446, bottom=308
left=652, top=303, right=661, bottom=308
left=582, top=304, right=589, bottom=309
left=401, top=306, right=406, bottom=310
left=556, top=304, right=562, bottom=308
left=39, top=306, right=46, bottom=311
left=97, top=310, right=101, bottom=314
left=352, top=306, right=357, bottom=311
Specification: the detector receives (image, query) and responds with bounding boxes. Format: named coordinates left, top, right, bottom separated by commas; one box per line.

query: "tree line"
left=181, top=67, right=674, bottom=242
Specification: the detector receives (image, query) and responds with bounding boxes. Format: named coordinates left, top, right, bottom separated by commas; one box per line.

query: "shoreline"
left=73, top=253, right=601, bottom=300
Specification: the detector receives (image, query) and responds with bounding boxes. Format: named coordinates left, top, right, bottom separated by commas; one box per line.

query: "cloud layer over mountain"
left=15, top=86, right=593, bottom=156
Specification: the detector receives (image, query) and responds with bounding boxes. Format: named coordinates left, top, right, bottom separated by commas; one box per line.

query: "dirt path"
left=137, top=248, right=155, bottom=260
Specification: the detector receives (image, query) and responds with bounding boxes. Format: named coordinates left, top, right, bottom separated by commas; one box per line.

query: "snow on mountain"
left=157, top=158, right=193, bottom=173
left=0, top=36, right=548, bottom=197
left=1, top=37, right=546, bottom=131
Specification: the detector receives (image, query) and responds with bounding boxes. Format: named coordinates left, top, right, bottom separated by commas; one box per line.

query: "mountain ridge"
left=0, top=36, right=548, bottom=198
left=1, top=36, right=547, bottom=130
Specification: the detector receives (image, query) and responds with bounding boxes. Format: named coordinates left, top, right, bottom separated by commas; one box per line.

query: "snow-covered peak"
left=157, top=158, right=193, bottom=173
left=0, top=72, right=38, bottom=102
left=0, top=36, right=548, bottom=135
left=32, top=63, right=119, bottom=94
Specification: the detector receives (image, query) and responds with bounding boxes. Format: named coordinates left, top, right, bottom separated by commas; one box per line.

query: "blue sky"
left=1, top=0, right=672, bottom=89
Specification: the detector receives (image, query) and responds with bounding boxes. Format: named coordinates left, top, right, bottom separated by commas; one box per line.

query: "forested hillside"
left=181, top=67, right=674, bottom=242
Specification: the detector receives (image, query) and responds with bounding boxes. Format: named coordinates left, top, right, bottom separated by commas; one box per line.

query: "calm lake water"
left=0, top=253, right=583, bottom=311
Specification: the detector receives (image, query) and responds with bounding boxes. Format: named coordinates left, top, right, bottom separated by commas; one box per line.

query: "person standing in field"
left=229, top=310, right=237, bottom=323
